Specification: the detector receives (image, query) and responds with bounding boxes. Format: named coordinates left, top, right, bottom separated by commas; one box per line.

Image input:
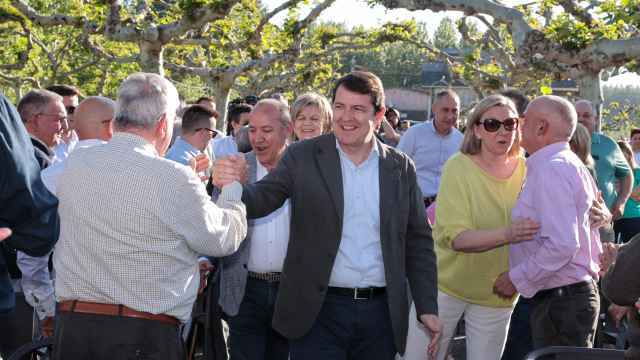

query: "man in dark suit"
left=0, top=91, right=59, bottom=357
left=214, top=71, right=441, bottom=360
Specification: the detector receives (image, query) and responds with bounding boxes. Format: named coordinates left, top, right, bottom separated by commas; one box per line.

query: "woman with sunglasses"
left=404, top=94, right=540, bottom=360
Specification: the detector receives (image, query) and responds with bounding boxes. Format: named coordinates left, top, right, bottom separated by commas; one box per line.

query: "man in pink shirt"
left=493, top=95, right=602, bottom=349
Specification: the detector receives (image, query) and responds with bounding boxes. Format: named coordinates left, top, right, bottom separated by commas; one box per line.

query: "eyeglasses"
left=36, top=113, right=67, bottom=122
left=196, top=128, right=217, bottom=137
left=65, top=106, right=76, bottom=115
left=478, top=117, right=519, bottom=132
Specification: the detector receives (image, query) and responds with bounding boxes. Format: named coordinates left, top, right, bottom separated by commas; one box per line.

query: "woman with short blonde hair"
left=290, top=92, right=332, bottom=140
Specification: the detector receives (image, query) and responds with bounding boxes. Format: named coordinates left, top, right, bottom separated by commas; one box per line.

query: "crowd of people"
left=0, top=69, right=639, bottom=360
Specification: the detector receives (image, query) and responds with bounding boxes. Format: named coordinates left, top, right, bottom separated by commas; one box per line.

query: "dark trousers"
left=530, top=280, right=600, bottom=349
left=501, top=297, right=533, bottom=360
left=52, top=311, right=185, bottom=360
left=614, top=217, right=640, bottom=243
left=227, top=277, right=288, bottom=360
left=289, top=293, right=396, bottom=360
left=0, top=293, right=33, bottom=359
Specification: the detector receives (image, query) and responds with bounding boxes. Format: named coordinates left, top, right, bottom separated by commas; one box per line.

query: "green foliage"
left=545, top=14, right=626, bottom=51
left=433, top=17, right=460, bottom=49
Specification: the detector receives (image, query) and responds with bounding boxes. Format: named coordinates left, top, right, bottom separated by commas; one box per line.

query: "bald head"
left=521, top=95, right=577, bottom=154
left=73, top=96, right=116, bottom=141
left=575, top=99, right=596, bottom=133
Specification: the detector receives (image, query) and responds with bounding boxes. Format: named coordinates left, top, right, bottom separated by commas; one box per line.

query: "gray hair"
left=536, top=95, right=577, bottom=140
left=115, top=73, right=180, bottom=130
left=575, top=99, right=595, bottom=113
left=17, top=89, right=62, bottom=123
left=253, top=98, right=291, bottom=128
left=290, top=92, right=333, bottom=134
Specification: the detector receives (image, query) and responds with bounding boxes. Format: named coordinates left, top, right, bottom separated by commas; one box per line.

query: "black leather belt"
left=532, top=280, right=595, bottom=302
left=248, top=271, right=281, bottom=282
left=327, top=286, right=386, bottom=300
left=424, top=195, right=437, bottom=208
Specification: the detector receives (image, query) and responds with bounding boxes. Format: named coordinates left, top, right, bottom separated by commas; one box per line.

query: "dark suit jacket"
left=0, top=93, right=58, bottom=313
left=242, top=133, right=437, bottom=353
left=602, top=235, right=640, bottom=359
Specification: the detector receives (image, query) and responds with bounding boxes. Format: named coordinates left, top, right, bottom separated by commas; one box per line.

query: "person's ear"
left=374, top=106, right=386, bottom=128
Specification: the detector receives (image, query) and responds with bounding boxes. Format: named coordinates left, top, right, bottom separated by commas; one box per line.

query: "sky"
left=262, top=0, right=639, bottom=86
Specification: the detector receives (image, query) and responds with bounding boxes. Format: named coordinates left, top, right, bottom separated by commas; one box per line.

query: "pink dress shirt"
left=509, top=142, right=602, bottom=298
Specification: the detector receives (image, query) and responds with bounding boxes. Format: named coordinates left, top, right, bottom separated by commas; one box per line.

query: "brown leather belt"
left=58, top=300, right=180, bottom=327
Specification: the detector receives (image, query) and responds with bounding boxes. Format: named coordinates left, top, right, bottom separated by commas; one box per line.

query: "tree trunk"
left=577, top=71, right=604, bottom=132
left=139, top=41, right=164, bottom=75
left=210, top=74, right=235, bottom=132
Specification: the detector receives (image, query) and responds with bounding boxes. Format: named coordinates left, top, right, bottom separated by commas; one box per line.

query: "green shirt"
left=591, top=132, right=631, bottom=209
left=623, top=168, right=640, bottom=219
left=434, top=153, right=526, bottom=308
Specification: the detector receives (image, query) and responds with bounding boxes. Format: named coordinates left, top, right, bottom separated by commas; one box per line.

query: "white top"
left=52, top=131, right=79, bottom=163
left=41, top=139, right=106, bottom=195
left=397, top=121, right=463, bottom=197
left=329, top=140, right=385, bottom=288
left=247, top=160, right=291, bottom=273
left=635, top=151, right=640, bottom=166
left=53, top=132, right=248, bottom=322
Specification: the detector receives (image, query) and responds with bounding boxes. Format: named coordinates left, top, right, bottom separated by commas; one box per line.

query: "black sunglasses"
left=65, top=106, right=76, bottom=115
left=196, top=128, right=217, bottom=137
left=478, top=117, right=519, bottom=132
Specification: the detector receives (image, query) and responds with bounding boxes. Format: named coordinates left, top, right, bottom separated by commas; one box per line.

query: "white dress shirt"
left=328, top=141, right=386, bottom=288
left=53, top=132, right=247, bottom=322
left=247, top=161, right=291, bottom=273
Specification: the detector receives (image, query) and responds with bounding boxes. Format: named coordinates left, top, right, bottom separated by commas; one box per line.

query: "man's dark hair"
left=500, top=89, right=529, bottom=117
left=181, top=105, right=217, bottom=133
left=244, top=95, right=259, bottom=106
left=45, top=84, right=80, bottom=97
left=332, top=71, right=385, bottom=113
left=435, top=89, right=459, bottom=102
left=226, top=103, right=253, bottom=135
left=195, top=96, right=215, bottom=104
left=631, top=128, right=640, bottom=139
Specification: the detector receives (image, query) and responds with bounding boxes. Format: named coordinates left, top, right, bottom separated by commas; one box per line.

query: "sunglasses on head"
left=478, top=117, right=519, bottom=132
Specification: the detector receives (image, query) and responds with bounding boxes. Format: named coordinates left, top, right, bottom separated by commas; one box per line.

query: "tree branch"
left=556, top=0, right=594, bottom=26
left=10, top=0, right=99, bottom=31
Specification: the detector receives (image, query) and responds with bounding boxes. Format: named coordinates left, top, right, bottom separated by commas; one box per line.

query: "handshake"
left=211, top=154, right=248, bottom=188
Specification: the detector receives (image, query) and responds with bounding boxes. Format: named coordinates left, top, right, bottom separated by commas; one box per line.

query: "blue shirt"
left=0, top=92, right=59, bottom=313
left=165, top=137, right=201, bottom=166
left=397, top=121, right=463, bottom=197
left=328, top=140, right=385, bottom=288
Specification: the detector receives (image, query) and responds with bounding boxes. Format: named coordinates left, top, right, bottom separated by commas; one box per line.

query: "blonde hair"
left=290, top=92, right=333, bottom=134
left=460, top=94, right=521, bottom=157
left=570, top=123, right=595, bottom=168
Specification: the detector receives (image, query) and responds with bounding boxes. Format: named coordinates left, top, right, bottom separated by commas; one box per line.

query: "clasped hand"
left=212, top=154, right=248, bottom=187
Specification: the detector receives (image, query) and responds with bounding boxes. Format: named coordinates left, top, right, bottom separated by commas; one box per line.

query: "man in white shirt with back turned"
left=52, top=73, right=247, bottom=360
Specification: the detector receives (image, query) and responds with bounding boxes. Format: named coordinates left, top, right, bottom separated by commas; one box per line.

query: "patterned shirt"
left=53, top=132, right=247, bottom=322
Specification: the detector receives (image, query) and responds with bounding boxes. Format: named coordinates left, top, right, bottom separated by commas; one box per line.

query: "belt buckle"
left=354, top=288, right=370, bottom=300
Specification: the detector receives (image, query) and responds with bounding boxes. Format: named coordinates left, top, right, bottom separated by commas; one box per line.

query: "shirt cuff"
left=219, top=181, right=242, bottom=202
left=509, top=266, right=537, bottom=299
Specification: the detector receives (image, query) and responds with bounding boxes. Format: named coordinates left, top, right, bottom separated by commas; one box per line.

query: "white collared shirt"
left=247, top=160, right=291, bottom=273
left=328, top=140, right=385, bottom=288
